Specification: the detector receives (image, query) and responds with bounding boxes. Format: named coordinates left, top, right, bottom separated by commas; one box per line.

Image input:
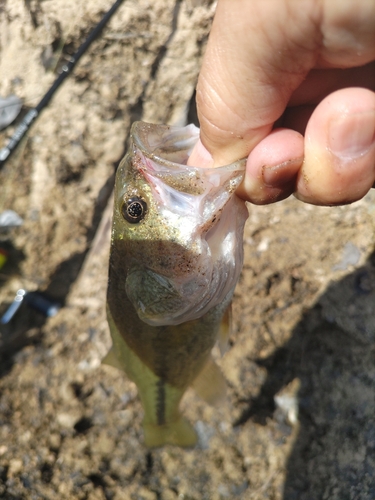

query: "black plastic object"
left=24, top=291, right=61, bottom=317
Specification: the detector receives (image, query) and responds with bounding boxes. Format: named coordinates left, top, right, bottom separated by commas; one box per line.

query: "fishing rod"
left=0, top=0, right=125, bottom=169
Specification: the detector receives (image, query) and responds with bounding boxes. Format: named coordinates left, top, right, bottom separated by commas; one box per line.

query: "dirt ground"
left=0, top=1, right=374, bottom=499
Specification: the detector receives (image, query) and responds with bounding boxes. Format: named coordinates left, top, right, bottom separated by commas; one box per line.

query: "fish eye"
left=121, top=196, right=147, bottom=224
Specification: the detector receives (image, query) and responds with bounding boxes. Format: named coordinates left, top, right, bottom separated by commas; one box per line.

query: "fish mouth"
left=130, top=121, right=246, bottom=199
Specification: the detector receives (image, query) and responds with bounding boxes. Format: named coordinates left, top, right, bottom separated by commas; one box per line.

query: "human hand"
left=188, top=0, right=375, bottom=205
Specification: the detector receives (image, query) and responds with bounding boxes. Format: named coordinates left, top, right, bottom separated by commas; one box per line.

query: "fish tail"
left=143, top=417, right=197, bottom=448
left=106, top=307, right=197, bottom=448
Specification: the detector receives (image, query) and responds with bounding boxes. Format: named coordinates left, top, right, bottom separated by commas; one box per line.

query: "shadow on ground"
left=0, top=173, right=115, bottom=375
left=237, top=251, right=375, bottom=499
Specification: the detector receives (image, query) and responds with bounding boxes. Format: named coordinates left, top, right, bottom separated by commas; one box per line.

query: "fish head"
left=111, top=121, right=248, bottom=326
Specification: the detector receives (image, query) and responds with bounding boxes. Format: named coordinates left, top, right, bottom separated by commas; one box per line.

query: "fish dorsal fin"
left=218, top=303, right=232, bottom=356
left=102, top=346, right=125, bottom=372
left=191, top=356, right=226, bottom=405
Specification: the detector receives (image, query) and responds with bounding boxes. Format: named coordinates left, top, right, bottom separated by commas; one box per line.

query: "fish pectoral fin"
left=143, top=418, right=197, bottom=448
left=102, top=346, right=125, bottom=372
left=217, top=303, right=232, bottom=356
left=191, top=356, right=226, bottom=406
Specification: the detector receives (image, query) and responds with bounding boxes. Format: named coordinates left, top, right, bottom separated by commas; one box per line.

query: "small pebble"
left=8, top=458, right=23, bottom=477
left=57, top=412, right=81, bottom=428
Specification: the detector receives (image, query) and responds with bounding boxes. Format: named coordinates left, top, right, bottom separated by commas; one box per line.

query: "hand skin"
left=188, top=0, right=375, bottom=206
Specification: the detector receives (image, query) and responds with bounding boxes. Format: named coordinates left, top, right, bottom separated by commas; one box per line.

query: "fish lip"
left=131, top=121, right=199, bottom=168
left=130, top=120, right=246, bottom=175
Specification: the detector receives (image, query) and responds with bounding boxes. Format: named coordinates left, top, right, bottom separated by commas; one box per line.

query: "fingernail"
left=262, top=157, right=303, bottom=187
left=328, top=111, right=375, bottom=160
left=187, top=139, right=214, bottom=168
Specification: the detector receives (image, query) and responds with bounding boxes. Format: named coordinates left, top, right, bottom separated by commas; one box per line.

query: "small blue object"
left=1, top=289, right=27, bottom=324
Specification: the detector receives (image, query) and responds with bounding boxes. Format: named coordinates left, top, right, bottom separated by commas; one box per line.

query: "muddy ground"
left=0, top=1, right=374, bottom=499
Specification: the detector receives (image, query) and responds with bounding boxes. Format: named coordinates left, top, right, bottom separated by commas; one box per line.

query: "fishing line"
left=0, top=0, right=125, bottom=169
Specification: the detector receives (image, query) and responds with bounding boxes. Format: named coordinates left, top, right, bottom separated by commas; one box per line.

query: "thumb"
left=296, top=87, right=375, bottom=205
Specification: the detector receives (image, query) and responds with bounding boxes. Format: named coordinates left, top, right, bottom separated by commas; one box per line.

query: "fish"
left=105, top=121, right=248, bottom=447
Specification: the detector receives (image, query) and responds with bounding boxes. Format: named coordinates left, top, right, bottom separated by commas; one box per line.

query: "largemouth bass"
left=105, top=121, right=248, bottom=447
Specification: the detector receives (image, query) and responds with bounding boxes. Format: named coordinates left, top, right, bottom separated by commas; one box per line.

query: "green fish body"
left=106, top=122, right=248, bottom=447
